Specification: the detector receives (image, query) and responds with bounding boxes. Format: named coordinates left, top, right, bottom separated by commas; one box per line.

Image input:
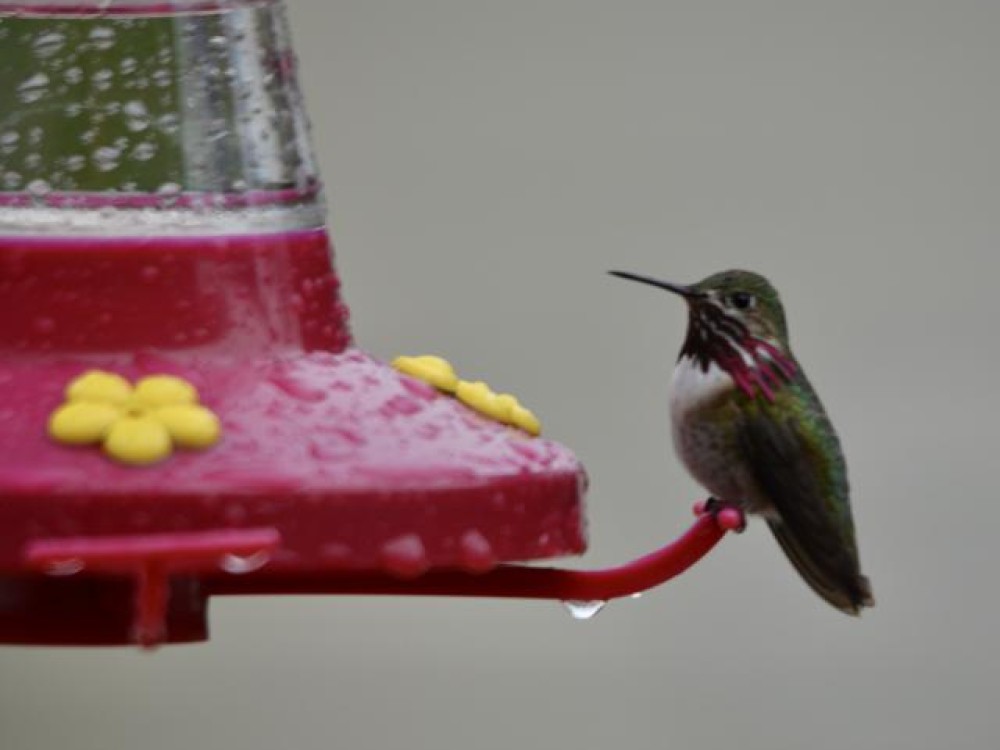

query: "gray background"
left=2, top=1, right=998, bottom=749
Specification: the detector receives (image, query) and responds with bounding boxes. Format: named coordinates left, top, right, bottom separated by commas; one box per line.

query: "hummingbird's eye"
left=729, top=292, right=755, bottom=310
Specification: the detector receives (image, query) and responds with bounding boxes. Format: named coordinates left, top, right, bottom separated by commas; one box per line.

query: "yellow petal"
left=104, top=416, right=172, bottom=466
left=66, top=370, right=133, bottom=406
left=494, top=393, right=520, bottom=413
left=134, top=375, right=198, bottom=408
left=392, top=355, right=459, bottom=393
left=456, top=381, right=514, bottom=423
left=155, top=404, right=222, bottom=449
left=49, top=402, right=122, bottom=445
left=510, top=404, right=542, bottom=436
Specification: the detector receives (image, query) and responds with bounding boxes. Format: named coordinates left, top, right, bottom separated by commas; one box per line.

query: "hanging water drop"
left=562, top=600, right=607, bottom=620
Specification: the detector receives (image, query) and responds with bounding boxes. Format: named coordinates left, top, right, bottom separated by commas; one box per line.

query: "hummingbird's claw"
left=695, top=497, right=746, bottom=533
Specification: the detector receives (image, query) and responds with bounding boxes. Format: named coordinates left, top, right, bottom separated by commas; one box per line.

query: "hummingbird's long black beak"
left=608, top=270, right=701, bottom=299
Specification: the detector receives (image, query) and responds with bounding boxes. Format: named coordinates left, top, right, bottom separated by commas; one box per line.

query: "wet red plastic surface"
left=0, top=349, right=586, bottom=571
left=0, top=228, right=588, bottom=646
left=0, top=229, right=348, bottom=355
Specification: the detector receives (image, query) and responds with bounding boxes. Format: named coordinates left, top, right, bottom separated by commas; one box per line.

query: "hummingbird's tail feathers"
left=767, top=519, right=874, bottom=615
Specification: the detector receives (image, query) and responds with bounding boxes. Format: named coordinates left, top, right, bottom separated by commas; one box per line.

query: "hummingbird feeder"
left=0, top=0, right=742, bottom=649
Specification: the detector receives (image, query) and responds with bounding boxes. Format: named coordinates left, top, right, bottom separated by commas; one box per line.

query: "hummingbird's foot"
left=696, top=497, right=746, bottom=533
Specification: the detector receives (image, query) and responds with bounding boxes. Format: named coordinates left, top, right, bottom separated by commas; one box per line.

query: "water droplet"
left=123, top=99, right=150, bottom=132
left=64, top=102, right=84, bottom=118
left=2, top=171, right=22, bottom=189
left=268, top=371, right=327, bottom=403
left=459, top=529, right=496, bottom=573
left=23, top=152, right=41, bottom=170
left=220, top=550, right=270, bottom=574
left=64, top=154, right=85, bottom=172
left=92, top=145, right=122, bottom=172
left=119, top=56, right=138, bottom=75
left=380, top=534, right=430, bottom=579
left=0, top=131, right=18, bottom=156
left=130, top=141, right=157, bottom=161
left=46, top=558, right=85, bottom=576
left=32, top=31, right=66, bottom=58
left=156, top=182, right=182, bottom=207
left=64, top=66, right=83, bottom=85
left=381, top=394, right=422, bottom=417
left=92, top=68, right=113, bottom=91
left=152, top=68, right=171, bottom=88
left=27, top=178, right=50, bottom=197
left=27, top=126, right=43, bottom=146
left=562, top=600, right=607, bottom=620
left=157, top=112, right=180, bottom=134
left=17, top=73, right=50, bottom=104
left=88, top=26, right=116, bottom=51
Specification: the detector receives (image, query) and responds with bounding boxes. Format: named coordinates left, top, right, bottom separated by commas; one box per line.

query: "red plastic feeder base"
left=0, top=228, right=589, bottom=647
left=0, top=350, right=588, bottom=647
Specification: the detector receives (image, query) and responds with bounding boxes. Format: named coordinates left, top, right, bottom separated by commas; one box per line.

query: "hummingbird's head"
left=688, top=269, right=788, bottom=344
left=609, top=268, right=789, bottom=345
left=609, top=268, right=797, bottom=398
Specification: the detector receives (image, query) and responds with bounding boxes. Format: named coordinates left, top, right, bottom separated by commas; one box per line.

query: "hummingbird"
left=610, top=268, right=873, bottom=615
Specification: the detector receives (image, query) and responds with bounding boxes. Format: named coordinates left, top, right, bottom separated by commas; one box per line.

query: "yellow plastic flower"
left=49, top=370, right=222, bottom=466
left=509, top=403, right=541, bottom=436
left=393, top=354, right=543, bottom=436
left=392, top=355, right=459, bottom=392
left=457, top=381, right=541, bottom=436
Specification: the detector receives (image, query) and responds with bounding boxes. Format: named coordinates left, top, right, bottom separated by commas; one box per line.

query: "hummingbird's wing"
left=738, top=384, right=873, bottom=615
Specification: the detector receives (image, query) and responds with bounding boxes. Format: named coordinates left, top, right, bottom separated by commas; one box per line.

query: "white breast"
left=669, top=355, right=734, bottom=419
left=669, top=354, right=749, bottom=505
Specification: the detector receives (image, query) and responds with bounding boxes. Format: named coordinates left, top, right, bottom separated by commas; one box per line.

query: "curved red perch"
left=204, top=506, right=744, bottom=602
left=16, top=504, right=741, bottom=648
